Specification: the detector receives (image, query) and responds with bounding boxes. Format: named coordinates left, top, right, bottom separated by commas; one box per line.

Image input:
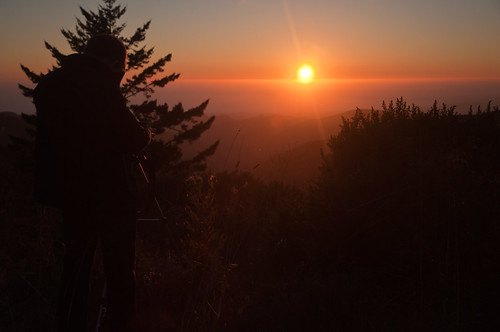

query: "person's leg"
left=100, top=211, right=137, bottom=331
left=58, top=209, right=98, bottom=332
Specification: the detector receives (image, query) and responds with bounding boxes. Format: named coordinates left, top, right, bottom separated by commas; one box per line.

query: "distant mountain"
left=180, top=110, right=356, bottom=183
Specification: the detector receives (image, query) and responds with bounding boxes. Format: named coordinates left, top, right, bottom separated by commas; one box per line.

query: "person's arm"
left=102, top=89, right=151, bottom=154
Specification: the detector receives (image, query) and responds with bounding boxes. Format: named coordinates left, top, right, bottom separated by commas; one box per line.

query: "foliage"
left=132, top=170, right=310, bottom=331
left=311, top=98, right=500, bottom=330
left=0, top=146, right=62, bottom=331
left=18, top=0, right=218, bottom=173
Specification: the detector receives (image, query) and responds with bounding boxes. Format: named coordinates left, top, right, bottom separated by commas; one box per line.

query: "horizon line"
left=7, top=75, right=500, bottom=85
left=172, top=76, right=500, bottom=84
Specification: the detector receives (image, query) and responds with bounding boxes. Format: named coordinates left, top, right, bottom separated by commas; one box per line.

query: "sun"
left=297, top=64, right=315, bottom=84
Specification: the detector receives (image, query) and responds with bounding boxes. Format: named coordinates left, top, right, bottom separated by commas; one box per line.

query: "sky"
left=1, top=0, right=500, bottom=116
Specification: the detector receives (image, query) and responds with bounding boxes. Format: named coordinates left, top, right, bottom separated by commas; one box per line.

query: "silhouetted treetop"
left=18, top=0, right=218, bottom=173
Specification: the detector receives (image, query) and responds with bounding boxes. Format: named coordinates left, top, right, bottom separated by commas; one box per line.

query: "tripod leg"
left=137, top=160, right=166, bottom=220
left=95, top=281, right=107, bottom=332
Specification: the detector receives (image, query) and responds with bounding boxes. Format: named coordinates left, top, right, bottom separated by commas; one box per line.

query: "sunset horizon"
left=2, top=1, right=500, bottom=331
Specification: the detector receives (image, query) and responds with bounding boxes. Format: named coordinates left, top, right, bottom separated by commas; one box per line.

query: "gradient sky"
left=1, top=0, right=500, bottom=82
left=1, top=0, right=500, bottom=117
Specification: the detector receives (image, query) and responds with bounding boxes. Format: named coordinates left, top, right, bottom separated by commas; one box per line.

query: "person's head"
left=84, top=34, right=127, bottom=73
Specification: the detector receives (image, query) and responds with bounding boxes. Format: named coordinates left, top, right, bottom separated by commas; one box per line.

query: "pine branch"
left=162, top=100, right=208, bottom=127
left=154, top=100, right=208, bottom=135
left=121, top=54, right=174, bottom=98
left=111, top=22, right=126, bottom=36
left=98, top=0, right=126, bottom=33
left=61, top=28, right=86, bottom=53
left=129, top=99, right=170, bottom=134
left=173, top=116, right=215, bottom=145
left=184, top=99, right=209, bottom=118
left=191, top=140, right=220, bottom=163
left=75, top=17, right=90, bottom=42
left=151, top=72, right=180, bottom=88
left=18, top=84, right=34, bottom=98
left=19, top=65, right=43, bottom=84
left=80, top=7, right=94, bottom=24
left=78, top=8, right=101, bottom=35
left=130, top=99, right=169, bottom=117
left=44, top=42, right=66, bottom=66
left=123, top=21, right=151, bottom=48
left=127, top=46, right=155, bottom=70
left=156, top=103, right=187, bottom=130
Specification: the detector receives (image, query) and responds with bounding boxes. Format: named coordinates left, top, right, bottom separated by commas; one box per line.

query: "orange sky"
left=1, top=0, right=500, bottom=82
left=1, top=0, right=500, bottom=116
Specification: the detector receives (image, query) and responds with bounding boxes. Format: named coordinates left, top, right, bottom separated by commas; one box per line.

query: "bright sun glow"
left=297, top=64, right=315, bottom=84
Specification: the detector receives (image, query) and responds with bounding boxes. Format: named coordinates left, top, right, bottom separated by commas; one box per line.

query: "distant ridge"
left=180, top=110, right=357, bottom=182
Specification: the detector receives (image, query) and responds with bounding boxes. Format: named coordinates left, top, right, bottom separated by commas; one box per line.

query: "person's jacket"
left=33, top=53, right=150, bottom=212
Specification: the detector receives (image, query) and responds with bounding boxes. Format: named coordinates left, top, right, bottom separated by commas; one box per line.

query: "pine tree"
left=19, top=0, right=218, bottom=173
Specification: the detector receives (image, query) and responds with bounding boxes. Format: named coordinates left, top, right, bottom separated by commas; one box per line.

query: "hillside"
left=180, top=111, right=354, bottom=182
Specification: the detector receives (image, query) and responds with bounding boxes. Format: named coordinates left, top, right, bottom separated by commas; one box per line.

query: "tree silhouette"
left=18, top=0, right=218, bottom=173
left=311, top=98, right=500, bottom=329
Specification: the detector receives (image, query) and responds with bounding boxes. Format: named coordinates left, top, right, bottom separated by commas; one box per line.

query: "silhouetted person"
left=34, top=34, right=150, bottom=332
